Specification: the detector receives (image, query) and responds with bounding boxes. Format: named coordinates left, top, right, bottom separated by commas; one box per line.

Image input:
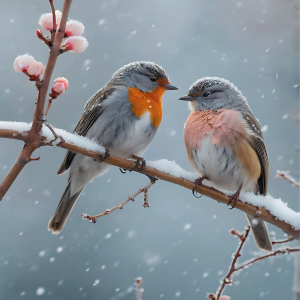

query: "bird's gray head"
left=110, top=61, right=178, bottom=92
left=179, top=77, right=250, bottom=113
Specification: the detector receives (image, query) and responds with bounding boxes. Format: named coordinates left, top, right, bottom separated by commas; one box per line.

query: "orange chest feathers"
left=127, top=86, right=165, bottom=129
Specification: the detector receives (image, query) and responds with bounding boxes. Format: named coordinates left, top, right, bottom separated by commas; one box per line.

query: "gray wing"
left=243, top=112, right=269, bottom=195
left=57, top=86, right=115, bottom=175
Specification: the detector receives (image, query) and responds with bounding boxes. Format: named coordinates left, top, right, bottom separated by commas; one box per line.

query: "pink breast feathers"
left=184, top=109, right=248, bottom=150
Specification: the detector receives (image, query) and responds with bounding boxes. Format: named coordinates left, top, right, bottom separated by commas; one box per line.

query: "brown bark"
left=0, top=126, right=298, bottom=240
left=0, top=0, right=72, bottom=201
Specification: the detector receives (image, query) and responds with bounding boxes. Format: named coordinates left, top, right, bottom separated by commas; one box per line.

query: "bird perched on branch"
left=48, top=61, right=178, bottom=234
left=180, top=77, right=272, bottom=251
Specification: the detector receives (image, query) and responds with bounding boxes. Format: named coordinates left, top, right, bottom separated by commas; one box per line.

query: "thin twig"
left=44, top=123, right=65, bottom=146
left=45, top=98, right=54, bottom=116
left=0, top=0, right=72, bottom=201
left=276, top=170, right=300, bottom=187
left=272, top=236, right=295, bottom=245
left=209, top=227, right=300, bottom=300
left=235, top=247, right=300, bottom=272
left=135, top=277, right=144, bottom=300
left=214, top=226, right=251, bottom=300
left=49, top=0, right=57, bottom=41
left=81, top=181, right=155, bottom=223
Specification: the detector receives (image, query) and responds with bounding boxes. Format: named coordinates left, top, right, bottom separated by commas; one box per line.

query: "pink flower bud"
left=36, top=29, right=45, bottom=40
left=39, top=10, right=62, bottom=31
left=65, top=36, right=88, bottom=53
left=13, top=54, right=34, bottom=72
left=51, top=77, right=69, bottom=95
left=27, top=60, right=44, bottom=77
left=65, top=20, right=85, bottom=37
left=220, top=296, right=231, bottom=300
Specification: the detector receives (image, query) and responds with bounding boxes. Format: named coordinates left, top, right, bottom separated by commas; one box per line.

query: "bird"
left=48, top=61, right=178, bottom=234
left=179, top=77, right=272, bottom=251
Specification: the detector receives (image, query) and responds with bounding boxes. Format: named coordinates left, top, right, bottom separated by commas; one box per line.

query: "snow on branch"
left=276, top=170, right=300, bottom=187
left=0, top=121, right=299, bottom=240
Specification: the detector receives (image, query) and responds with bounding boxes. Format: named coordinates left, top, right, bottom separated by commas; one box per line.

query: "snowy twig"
left=208, top=227, right=300, bottom=300
left=272, top=236, right=294, bottom=245
left=234, top=247, right=300, bottom=272
left=213, top=226, right=251, bottom=300
left=0, top=123, right=299, bottom=239
left=49, top=0, right=57, bottom=41
left=135, top=277, right=144, bottom=300
left=45, top=98, right=54, bottom=116
left=81, top=181, right=155, bottom=223
left=276, top=170, right=300, bottom=187
left=0, top=0, right=72, bottom=201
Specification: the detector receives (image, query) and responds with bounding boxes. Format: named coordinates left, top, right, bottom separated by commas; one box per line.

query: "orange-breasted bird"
left=180, top=77, right=272, bottom=251
left=48, top=61, right=178, bottom=234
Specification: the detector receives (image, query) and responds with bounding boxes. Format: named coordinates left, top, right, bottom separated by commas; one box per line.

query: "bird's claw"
left=129, top=155, right=146, bottom=172
left=227, top=184, right=242, bottom=210
left=192, top=176, right=207, bottom=198
left=119, top=168, right=127, bottom=174
left=97, top=147, right=110, bottom=163
left=227, top=194, right=239, bottom=210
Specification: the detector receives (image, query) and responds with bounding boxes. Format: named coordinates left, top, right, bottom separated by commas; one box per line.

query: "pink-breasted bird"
left=48, top=61, right=178, bottom=234
left=180, top=77, right=272, bottom=251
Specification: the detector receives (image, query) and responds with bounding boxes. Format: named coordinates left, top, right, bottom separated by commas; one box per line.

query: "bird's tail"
left=245, top=213, right=272, bottom=251
left=48, top=181, right=83, bottom=235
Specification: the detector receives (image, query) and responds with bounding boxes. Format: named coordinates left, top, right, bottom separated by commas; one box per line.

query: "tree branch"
left=0, top=0, right=72, bottom=201
left=81, top=181, right=155, bottom=223
left=0, top=124, right=299, bottom=240
left=214, top=226, right=251, bottom=300
left=276, top=170, right=300, bottom=187
left=208, top=227, right=300, bottom=300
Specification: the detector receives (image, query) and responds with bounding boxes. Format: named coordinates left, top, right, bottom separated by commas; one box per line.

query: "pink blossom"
left=220, top=296, right=231, bottom=300
left=13, top=54, right=34, bottom=72
left=27, top=60, right=44, bottom=77
left=51, top=77, right=69, bottom=95
left=65, top=36, right=88, bottom=53
left=39, top=10, right=62, bottom=31
left=65, top=20, right=85, bottom=37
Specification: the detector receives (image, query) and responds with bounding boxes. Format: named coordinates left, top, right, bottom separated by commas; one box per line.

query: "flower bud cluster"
left=38, top=9, right=88, bottom=53
left=50, top=77, right=69, bottom=98
left=39, top=10, right=62, bottom=31
left=13, top=54, right=44, bottom=79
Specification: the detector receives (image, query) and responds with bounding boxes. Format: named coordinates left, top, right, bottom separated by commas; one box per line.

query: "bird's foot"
left=96, top=147, right=110, bottom=163
left=192, top=176, right=207, bottom=198
left=119, top=168, right=127, bottom=174
left=227, top=184, right=243, bottom=210
left=129, top=155, right=146, bottom=172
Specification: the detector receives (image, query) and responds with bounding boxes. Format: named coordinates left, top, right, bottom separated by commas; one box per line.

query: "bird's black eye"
left=149, top=77, right=156, bottom=82
left=203, top=92, right=210, bottom=97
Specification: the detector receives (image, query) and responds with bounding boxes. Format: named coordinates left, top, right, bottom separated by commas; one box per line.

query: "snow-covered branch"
left=276, top=170, right=300, bottom=187
left=0, top=121, right=299, bottom=240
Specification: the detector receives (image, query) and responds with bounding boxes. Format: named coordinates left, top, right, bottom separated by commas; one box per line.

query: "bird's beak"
left=159, top=83, right=179, bottom=90
left=178, top=95, right=197, bottom=101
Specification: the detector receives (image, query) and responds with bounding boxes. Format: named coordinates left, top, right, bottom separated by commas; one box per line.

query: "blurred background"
left=0, top=0, right=299, bottom=299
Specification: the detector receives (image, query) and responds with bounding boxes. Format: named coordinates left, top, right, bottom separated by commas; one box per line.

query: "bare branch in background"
left=207, top=227, right=300, bottom=300
left=135, top=277, right=144, bottom=300
left=81, top=181, right=155, bottom=223
left=276, top=170, right=300, bottom=187
left=272, top=236, right=294, bottom=245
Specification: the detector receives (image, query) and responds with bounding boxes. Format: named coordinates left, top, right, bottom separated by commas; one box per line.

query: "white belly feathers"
left=193, top=134, right=258, bottom=193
